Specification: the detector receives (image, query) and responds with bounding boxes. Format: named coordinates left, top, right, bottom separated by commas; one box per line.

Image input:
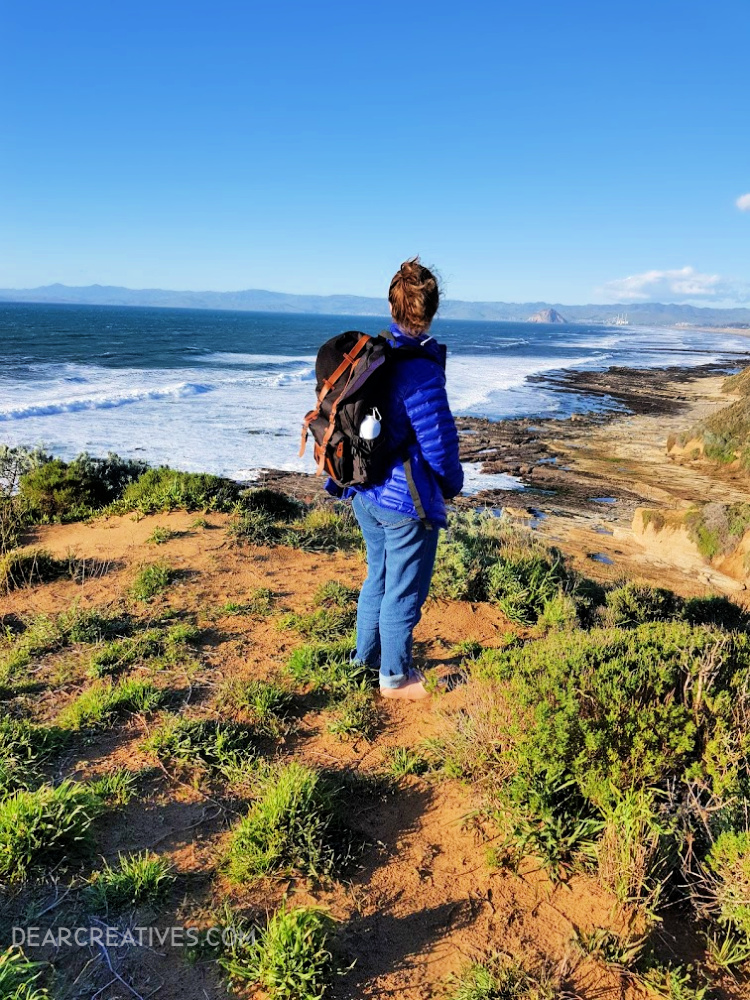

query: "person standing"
left=351, top=258, right=463, bottom=701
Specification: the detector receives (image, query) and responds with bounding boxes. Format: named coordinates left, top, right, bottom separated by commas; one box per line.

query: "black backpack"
left=299, top=330, right=439, bottom=501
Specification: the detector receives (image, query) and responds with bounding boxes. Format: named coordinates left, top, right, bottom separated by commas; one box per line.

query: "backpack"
left=299, top=329, right=431, bottom=490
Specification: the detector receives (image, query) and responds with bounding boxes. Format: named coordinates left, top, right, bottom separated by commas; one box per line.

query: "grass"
left=0, top=605, right=134, bottom=681
left=88, top=767, right=141, bottom=806
left=221, top=906, right=336, bottom=1000
left=130, top=561, right=175, bottom=601
left=215, top=678, right=293, bottom=736
left=328, top=686, right=382, bottom=741
left=383, top=746, right=430, bottom=778
left=217, top=587, right=277, bottom=617
left=88, top=621, right=199, bottom=677
left=59, top=678, right=163, bottom=730
left=86, top=851, right=175, bottom=911
left=446, top=954, right=556, bottom=1000
left=144, top=716, right=256, bottom=774
left=327, top=687, right=380, bottom=741
left=224, top=762, right=344, bottom=884
left=286, top=637, right=363, bottom=697
left=146, top=525, right=177, bottom=544
left=0, top=720, right=67, bottom=794
left=0, top=779, right=101, bottom=881
left=0, top=947, right=49, bottom=1000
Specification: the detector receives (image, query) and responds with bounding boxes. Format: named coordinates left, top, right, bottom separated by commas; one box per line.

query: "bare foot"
left=380, top=677, right=430, bottom=701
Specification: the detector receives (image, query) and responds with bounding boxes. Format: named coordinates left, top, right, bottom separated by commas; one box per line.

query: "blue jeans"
left=352, top=492, right=440, bottom=689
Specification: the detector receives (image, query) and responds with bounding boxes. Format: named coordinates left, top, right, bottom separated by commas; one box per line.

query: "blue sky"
left=2, top=0, right=749, bottom=305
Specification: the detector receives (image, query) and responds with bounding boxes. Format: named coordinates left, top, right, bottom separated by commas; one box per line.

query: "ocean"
left=1, top=302, right=748, bottom=485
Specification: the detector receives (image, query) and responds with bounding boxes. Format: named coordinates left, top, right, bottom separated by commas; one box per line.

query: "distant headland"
left=1, top=282, right=749, bottom=328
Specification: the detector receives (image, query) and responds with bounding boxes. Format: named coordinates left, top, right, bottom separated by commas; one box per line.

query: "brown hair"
left=388, top=257, right=440, bottom=336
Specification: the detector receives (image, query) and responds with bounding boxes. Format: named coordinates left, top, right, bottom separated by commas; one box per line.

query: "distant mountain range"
left=1, top=282, right=749, bottom=327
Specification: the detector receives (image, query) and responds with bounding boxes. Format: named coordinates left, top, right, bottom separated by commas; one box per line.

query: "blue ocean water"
left=1, top=302, right=748, bottom=482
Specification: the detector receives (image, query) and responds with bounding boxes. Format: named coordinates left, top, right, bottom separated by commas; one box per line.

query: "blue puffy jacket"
left=350, top=323, right=463, bottom=527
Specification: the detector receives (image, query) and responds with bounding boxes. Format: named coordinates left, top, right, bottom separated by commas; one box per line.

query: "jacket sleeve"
left=402, top=368, right=464, bottom=499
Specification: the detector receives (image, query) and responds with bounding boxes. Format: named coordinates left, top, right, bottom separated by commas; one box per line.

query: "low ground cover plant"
left=130, top=561, right=175, bottom=601
left=221, top=906, right=337, bottom=1000
left=431, top=511, right=594, bottom=626
left=0, top=779, right=101, bottom=881
left=444, top=619, right=750, bottom=928
left=0, top=946, right=50, bottom=1000
left=215, top=678, right=293, bottom=736
left=225, top=761, right=348, bottom=884
left=86, top=851, right=175, bottom=911
left=144, top=716, right=257, bottom=775
left=59, top=678, right=163, bottom=730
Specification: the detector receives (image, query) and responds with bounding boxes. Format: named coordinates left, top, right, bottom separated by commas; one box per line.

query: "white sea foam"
left=1, top=329, right=747, bottom=479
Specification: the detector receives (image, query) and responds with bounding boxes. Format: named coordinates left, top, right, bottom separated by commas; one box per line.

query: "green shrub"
left=0, top=548, right=67, bottom=592
left=0, top=946, right=49, bottom=1000
left=0, top=445, right=52, bottom=553
left=685, top=502, right=750, bottom=562
left=144, top=717, right=256, bottom=774
left=86, top=851, right=175, bottom=911
left=19, top=452, right=147, bottom=523
left=222, top=906, right=336, bottom=1000
left=0, top=780, right=101, bottom=881
left=603, top=583, right=683, bottom=626
left=431, top=512, right=581, bottom=625
left=702, top=830, right=750, bottom=942
left=113, top=466, right=243, bottom=515
left=59, top=678, right=163, bottom=730
left=446, top=622, right=750, bottom=889
left=225, top=762, right=343, bottom=883
left=216, top=679, right=292, bottom=737
left=239, top=488, right=306, bottom=522
left=130, top=561, right=175, bottom=601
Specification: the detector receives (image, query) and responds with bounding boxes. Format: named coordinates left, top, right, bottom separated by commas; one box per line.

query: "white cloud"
left=600, top=266, right=730, bottom=303
left=737, top=193, right=750, bottom=211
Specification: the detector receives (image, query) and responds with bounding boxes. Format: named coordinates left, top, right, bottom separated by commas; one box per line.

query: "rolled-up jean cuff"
left=379, top=671, right=408, bottom=689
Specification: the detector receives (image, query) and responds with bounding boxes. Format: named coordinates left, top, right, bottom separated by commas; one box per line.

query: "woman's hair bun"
left=388, top=256, right=440, bottom=336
